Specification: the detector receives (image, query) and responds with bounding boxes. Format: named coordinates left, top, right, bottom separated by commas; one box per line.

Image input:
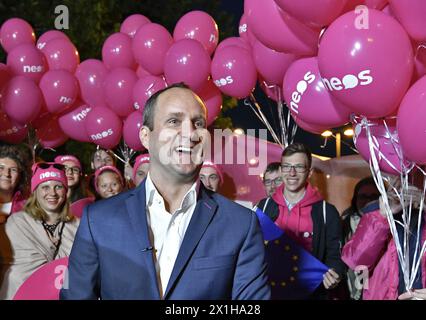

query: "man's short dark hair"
left=263, top=162, right=281, bottom=179
left=142, top=82, right=191, bottom=131
left=281, top=143, right=312, bottom=169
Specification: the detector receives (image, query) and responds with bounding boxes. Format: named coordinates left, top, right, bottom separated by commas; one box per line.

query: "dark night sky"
left=217, top=0, right=356, bottom=158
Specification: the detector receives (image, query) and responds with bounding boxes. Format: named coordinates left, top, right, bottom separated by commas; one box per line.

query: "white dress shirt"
left=145, top=173, right=198, bottom=298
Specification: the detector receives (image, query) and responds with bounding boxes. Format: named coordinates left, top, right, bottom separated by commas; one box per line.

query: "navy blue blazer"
left=60, top=182, right=270, bottom=300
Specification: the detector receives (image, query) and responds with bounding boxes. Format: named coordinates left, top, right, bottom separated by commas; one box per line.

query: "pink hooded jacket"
left=342, top=210, right=426, bottom=300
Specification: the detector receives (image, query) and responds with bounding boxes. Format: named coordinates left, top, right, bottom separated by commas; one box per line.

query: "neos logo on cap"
left=91, top=129, right=114, bottom=141
left=321, top=69, right=373, bottom=92
left=289, top=71, right=316, bottom=115
left=40, top=172, right=62, bottom=179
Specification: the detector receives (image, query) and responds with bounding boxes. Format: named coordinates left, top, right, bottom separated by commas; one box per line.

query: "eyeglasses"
left=264, top=177, right=283, bottom=186
left=281, top=164, right=308, bottom=173
left=32, top=162, right=65, bottom=174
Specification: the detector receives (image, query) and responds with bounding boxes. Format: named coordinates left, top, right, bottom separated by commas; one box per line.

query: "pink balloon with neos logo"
left=36, top=117, right=68, bottom=149
left=252, top=39, right=297, bottom=86
left=42, top=38, right=80, bottom=73
left=36, top=30, right=70, bottom=51
left=133, top=75, right=167, bottom=112
left=84, top=107, right=122, bottom=149
left=0, top=18, right=35, bottom=53
left=196, top=79, right=222, bottom=126
left=173, top=10, right=219, bottom=56
left=132, top=23, right=173, bottom=76
left=75, top=59, right=108, bottom=108
left=2, top=76, right=42, bottom=125
left=245, top=0, right=320, bottom=55
left=102, top=32, right=136, bottom=70
left=39, top=70, right=79, bottom=114
left=164, top=39, right=211, bottom=92
left=58, top=100, right=92, bottom=142
left=7, top=43, right=47, bottom=83
left=123, top=111, right=144, bottom=151
left=120, top=14, right=151, bottom=38
left=318, top=10, right=413, bottom=118
left=103, top=67, right=138, bottom=117
left=0, top=111, right=28, bottom=144
left=274, top=0, right=348, bottom=28
left=211, top=45, right=257, bottom=99
left=354, top=119, right=405, bottom=174
left=283, top=57, right=350, bottom=128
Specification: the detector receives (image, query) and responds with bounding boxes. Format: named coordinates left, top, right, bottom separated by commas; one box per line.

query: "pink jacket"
left=342, top=210, right=426, bottom=300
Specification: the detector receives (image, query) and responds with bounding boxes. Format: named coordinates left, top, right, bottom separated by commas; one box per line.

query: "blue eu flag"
left=255, top=208, right=329, bottom=299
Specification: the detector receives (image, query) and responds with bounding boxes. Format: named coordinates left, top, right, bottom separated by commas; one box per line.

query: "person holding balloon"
left=0, top=162, right=79, bottom=299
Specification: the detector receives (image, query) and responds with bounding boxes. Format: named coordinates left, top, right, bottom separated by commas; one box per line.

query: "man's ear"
left=139, top=126, right=150, bottom=150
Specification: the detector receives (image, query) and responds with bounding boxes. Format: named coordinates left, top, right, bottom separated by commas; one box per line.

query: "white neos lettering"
left=23, top=65, right=44, bottom=73
left=40, top=172, right=61, bottom=179
left=72, top=107, right=91, bottom=122
left=134, top=102, right=140, bottom=110
left=289, top=71, right=316, bottom=114
left=209, top=34, right=216, bottom=43
left=322, top=69, right=373, bottom=91
left=214, top=76, right=233, bottom=87
left=91, top=129, right=114, bottom=141
left=37, top=42, right=46, bottom=50
left=59, top=96, right=72, bottom=104
left=0, top=127, right=19, bottom=137
left=239, top=23, right=247, bottom=34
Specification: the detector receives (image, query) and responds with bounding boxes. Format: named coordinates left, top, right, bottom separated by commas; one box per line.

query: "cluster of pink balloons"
left=0, top=11, right=225, bottom=150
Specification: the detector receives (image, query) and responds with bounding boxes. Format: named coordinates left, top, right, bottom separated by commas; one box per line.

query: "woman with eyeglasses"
left=54, top=155, right=94, bottom=218
left=0, top=162, right=79, bottom=299
left=0, top=144, right=31, bottom=224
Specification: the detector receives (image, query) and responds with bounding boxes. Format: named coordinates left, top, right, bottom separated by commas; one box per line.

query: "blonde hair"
left=24, top=193, right=74, bottom=222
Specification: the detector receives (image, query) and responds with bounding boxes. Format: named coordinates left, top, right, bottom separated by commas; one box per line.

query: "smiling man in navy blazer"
left=61, top=83, right=270, bottom=300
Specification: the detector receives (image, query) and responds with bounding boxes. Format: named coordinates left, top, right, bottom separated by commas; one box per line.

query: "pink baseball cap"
left=54, top=155, right=82, bottom=171
left=132, top=154, right=150, bottom=180
left=201, top=161, right=223, bottom=184
left=31, top=162, right=68, bottom=192
left=94, top=165, right=124, bottom=194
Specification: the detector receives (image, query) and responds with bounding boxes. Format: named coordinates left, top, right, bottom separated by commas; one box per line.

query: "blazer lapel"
left=164, top=188, right=218, bottom=299
left=125, top=182, right=161, bottom=299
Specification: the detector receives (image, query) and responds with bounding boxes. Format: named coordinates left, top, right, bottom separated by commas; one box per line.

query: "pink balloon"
left=245, top=0, right=320, bottom=55
left=365, top=0, right=388, bottom=9
left=58, top=100, right=92, bottom=142
left=318, top=10, right=413, bottom=118
left=0, top=18, right=35, bottom=53
left=397, top=76, right=426, bottom=164
left=36, top=116, right=68, bottom=149
left=84, top=107, right=122, bottom=149
left=120, top=14, right=151, bottom=38
left=30, top=104, right=54, bottom=129
left=283, top=57, right=350, bottom=128
left=414, top=45, right=426, bottom=80
left=164, top=39, right=211, bottom=91
left=211, top=45, right=257, bottom=99
left=354, top=119, right=404, bottom=174
left=123, top=111, right=144, bottom=151
left=389, top=0, right=426, bottom=43
left=102, top=32, right=136, bottom=70
left=36, top=30, right=69, bottom=51
left=135, top=65, right=152, bottom=78
left=173, top=10, right=219, bottom=56
left=252, top=39, right=298, bottom=86
left=2, top=76, right=42, bottom=124
left=7, top=43, right=47, bottom=83
left=0, top=63, right=11, bottom=92
left=259, top=77, right=280, bottom=102
left=294, top=117, right=329, bottom=134
left=274, top=0, right=348, bottom=28
left=132, top=23, right=173, bottom=76
left=196, top=79, right=222, bottom=126
left=39, top=70, right=79, bottom=114
left=103, top=67, right=138, bottom=117
left=215, top=37, right=251, bottom=54
left=42, top=38, right=80, bottom=73
left=133, top=75, right=167, bottom=112
left=238, top=14, right=256, bottom=46
left=75, top=59, right=108, bottom=107
left=0, top=111, right=28, bottom=144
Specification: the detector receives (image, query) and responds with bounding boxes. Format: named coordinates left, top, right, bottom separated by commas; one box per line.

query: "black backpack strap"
left=258, top=197, right=280, bottom=222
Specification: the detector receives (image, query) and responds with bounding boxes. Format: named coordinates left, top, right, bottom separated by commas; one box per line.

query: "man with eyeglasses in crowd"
left=256, top=142, right=346, bottom=299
